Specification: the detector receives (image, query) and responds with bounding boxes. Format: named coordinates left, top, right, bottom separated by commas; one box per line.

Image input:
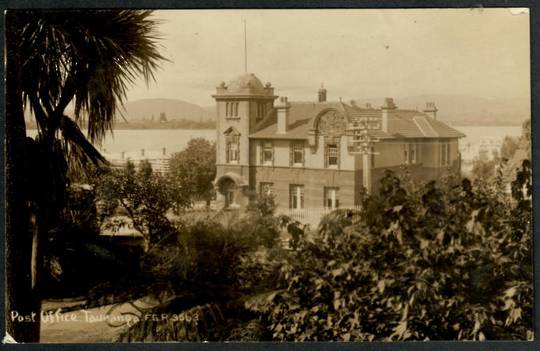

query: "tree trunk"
left=5, top=12, right=41, bottom=342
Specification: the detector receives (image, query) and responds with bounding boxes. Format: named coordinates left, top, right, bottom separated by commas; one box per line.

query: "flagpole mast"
left=244, top=19, right=247, bottom=73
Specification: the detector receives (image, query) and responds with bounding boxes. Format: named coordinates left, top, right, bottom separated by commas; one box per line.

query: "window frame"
left=225, top=102, right=240, bottom=119
left=289, top=184, right=304, bottom=209
left=324, top=187, right=340, bottom=209
left=325, top=143, right=339, bottom=168
left=440, top=142, right=451, bottom=166
left=291, top=141, right=305, bottom=166
left=226, top=135, right=240, bottom=164
left=404, top=143, right=419, bottom=165
left=261, top=140, right=274, bottom=166
left=256, top=102, right=266, bottom=121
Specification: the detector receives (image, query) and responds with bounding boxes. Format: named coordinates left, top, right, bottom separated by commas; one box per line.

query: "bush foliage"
left=247, top=163, right=532, bottom=341
left=115, top=160, right=531, bottom=342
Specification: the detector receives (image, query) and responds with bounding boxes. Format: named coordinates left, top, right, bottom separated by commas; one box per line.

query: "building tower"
left=318, top=83, right=327, bottom=103
left=212, top=73, right=277, bottom=208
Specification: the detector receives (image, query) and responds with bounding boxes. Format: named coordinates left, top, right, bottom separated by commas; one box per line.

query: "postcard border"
left=0, top=1, right=538, bottom=350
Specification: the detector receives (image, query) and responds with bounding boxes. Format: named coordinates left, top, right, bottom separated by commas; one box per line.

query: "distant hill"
left=24, top=95, right=529, bottom=129
left=115, top=98, right=215, bottom=123
left=353, top=95, right=530, bottom=126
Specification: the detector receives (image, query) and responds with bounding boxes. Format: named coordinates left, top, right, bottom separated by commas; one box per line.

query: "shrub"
left=247, top=165, right=532, bottom=341
left=117, top=203, right=283, bottom=341
left=94, top=160, right=189, bottom=248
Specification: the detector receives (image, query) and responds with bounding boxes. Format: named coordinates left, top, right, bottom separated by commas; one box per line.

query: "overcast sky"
left=125, top=9, right=530, bottom=106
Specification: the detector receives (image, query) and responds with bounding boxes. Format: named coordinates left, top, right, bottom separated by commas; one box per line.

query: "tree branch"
left=28, top=94, right=48, bottom=133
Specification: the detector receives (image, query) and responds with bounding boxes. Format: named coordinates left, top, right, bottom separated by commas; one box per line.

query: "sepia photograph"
left=3, top=7, right=533, bottom=344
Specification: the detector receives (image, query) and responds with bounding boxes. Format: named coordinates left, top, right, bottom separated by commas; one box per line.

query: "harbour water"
left=27, top=125, right=523, bottom=165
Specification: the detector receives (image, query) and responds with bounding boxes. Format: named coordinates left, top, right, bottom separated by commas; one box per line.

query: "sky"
left=125, top=9, right=530, bottom=107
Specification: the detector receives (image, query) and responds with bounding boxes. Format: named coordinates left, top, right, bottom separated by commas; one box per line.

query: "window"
left=404, top=143, right=418, bottom=164
left=325, top=143, right=339, bottom=168
left=259, top=182, right=274, bottom=196
left=289, top=185, right=304, bottom=209
left=440, top=142, right=451, bottom=166
left=324, top=187, right=340, bottom=209
left=261, top=141, right=273, bottom=165
left=404, top=145, right=408, bottom=164
left=256, top=102, right=266, bottom=120
left=290, top=141, right=305, bottom=166
left=226, top=135, right=240, bottom=163
left=225, top=102, right=239, bottom=118
left=223, top=180, right=237, bottom=207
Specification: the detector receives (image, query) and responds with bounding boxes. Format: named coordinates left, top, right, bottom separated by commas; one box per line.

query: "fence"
left=276, top=206, right=363, bottom=227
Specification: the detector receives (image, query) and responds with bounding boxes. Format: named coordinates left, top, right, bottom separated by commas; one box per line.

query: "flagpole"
left=244, top=19, right=247, bottom=73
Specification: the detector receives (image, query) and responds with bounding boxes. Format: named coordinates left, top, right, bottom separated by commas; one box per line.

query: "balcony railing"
left=276, top=206, right=362, bottom=226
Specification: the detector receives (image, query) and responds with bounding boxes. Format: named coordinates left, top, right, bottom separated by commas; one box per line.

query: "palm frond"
left=16, top=9, right=166, bottom=144
left=59, top=114, right=109, bottom=175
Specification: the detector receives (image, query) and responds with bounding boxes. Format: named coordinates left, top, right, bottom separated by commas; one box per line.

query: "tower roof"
left=227, top=73, right=265, bottom=94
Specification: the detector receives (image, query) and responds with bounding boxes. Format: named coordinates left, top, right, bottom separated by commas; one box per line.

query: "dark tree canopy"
left=168, top=138, right=216, bottom=205
left=5, top=10, right=165, bottom=342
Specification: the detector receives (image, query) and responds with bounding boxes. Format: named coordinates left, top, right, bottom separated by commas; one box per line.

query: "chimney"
left=121, top=151, right=125, bottom=159
left=381, top=97, right=397, bottom=132
left=162, top=147, right=166, bottom=156
left=141, top=149, right=145, bottom=157
left=318, top=83, right=327, bottom=103
left=350, top=99, right=358, bottom=108
left=423, top=102, right=438, bottom=119
left=366, top=102, right=372, bottom=109
left=275, top=96, right=291, bottom=134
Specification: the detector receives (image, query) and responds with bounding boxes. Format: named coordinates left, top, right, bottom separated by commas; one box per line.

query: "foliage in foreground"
left=248, top=163, right=532, bottom=341
left=116, top=162, right=532, bottom=342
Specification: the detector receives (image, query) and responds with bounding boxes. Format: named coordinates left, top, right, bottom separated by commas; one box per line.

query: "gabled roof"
left=250, top=102, right=344, bottom=139
left=249, top=100, right=465, bottom=140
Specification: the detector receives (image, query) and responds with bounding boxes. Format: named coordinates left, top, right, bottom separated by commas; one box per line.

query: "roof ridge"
left=412, top=116, right=438, bottom=137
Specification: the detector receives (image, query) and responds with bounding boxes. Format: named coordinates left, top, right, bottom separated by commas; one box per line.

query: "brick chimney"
left=318, top=83, right=327, bottom=103
left=276, top=96, right=291, bottom=134
left=423, top=102, right=438, bottom=119
left=381, top=97, right=397, bottom=132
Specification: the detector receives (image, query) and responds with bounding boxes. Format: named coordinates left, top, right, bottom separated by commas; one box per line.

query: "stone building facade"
left=213, top=73, right=465, bottom=210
